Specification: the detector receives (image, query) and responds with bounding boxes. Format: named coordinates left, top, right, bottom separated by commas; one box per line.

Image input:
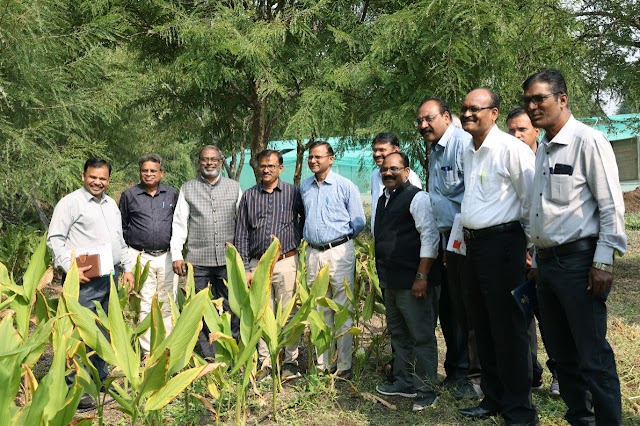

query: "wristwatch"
left=415, top=272, right=428, bottom=280
left=592, top=262, right=613, bottom=273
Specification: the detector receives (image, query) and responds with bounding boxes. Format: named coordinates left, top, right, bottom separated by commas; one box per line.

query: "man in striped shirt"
left=235, top=149, right=305, bottom=380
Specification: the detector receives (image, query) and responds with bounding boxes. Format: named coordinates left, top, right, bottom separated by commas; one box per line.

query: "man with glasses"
left=457, top=89, right=538, bottom=425
left=417, top=97, right=480, bottom=400
left=301, top=140, right=365, bottom=379
left=170, top=145, right=242, bottom=357
left=119, top=154, right=179, bottom=355
left=370, top=132, right=421, bottom=233
left=523, top=69, right=626, bottom=426
left=374, top=152, right=441, bottom=411
left=506, top=108, right=560, bottom=397
left=235, top=149, right=304, bottom=381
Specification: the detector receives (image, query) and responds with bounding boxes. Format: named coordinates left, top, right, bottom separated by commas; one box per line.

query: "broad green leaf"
left=145, top=363, right=218, bottom=411
left=138, top=348, right=169, bottom=399
left=62, top=261, right=80, bottom=301
left=334, top=306, right=350, bottom=330
left=133, top=310, right=152, bottom=337
left=0, top=294, right=16, bottom=312
left=316, top=296, right=340, bottom=312
left=261, top=305, right=278, bottom=353
left=64, top=296, right=117, bottom=367
left=149, top=295, right=166, bottom=355
left=21, top=234, right=50, bottom=303
left=150, top=289, right=207, bottom=375
left=107, top=278, right=139, bottom=387
left=0, top=262, right=9, bottom=286
left=309, top=264, right=331, bottom=300
left=33, top=290, right=51, bottom=324
left=249, top=238, right=279, bottom=322
left=362, top=292, right=375, bottom=322
left=343, top=277, right=354, bottom=303
left=224, top=245, right=249, bottom=320
left=229, top=327, right=263, bottom=375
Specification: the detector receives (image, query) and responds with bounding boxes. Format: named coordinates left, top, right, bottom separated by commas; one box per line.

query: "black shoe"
left=452, top=382, right=480, bottom=401
left=458, top=405, right=498, bottom=420
left=77, top=393, right=96, bottom=411
left=336, top=369, right=352, bottom=380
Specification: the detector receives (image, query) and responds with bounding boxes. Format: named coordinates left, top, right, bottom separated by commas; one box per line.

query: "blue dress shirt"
left=301, top=170, right=365, bottom=245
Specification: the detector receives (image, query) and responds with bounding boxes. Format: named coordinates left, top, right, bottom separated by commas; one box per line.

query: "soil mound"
left=623, top=187, right=640, bottom=213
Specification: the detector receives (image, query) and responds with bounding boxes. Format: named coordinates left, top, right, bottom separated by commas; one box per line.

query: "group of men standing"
left=46, top=68, right=626, bottom=425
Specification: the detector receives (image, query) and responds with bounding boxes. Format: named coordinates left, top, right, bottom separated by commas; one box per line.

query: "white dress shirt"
left=461, top=124, right=535, bottom=238
left=530, top=115, right=626, bottom=264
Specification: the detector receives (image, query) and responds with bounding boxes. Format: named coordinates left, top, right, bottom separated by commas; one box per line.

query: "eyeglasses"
left=200, top=157, right=222, bottom=164
left=259, top=164, right=280, bottom=171
left=380, top=166, right=406, bottom=173
left=520, top=91, right=562, bottom=107
left=307, top=155, right=332, bottom=161
left=415, top=114, right=441, bottom=126
left=460, top=106, right=495, bottom=114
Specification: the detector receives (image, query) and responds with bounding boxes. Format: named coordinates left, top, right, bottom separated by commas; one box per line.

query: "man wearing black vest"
left=170, top=145, right=242, bottom=358
left=374, top=152, right=441, bottom=412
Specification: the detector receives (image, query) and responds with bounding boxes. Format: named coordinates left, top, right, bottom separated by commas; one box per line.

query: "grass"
left=90, top=230, right=640, bottom=425
left=226, top=231, right=640, bottom=426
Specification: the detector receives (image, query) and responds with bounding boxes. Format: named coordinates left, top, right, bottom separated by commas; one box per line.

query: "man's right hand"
left=245, top=271, right=254, bottom=287
left=173, top=260, right=187, bottom=276
left=78, top=265, right=93, bottom=284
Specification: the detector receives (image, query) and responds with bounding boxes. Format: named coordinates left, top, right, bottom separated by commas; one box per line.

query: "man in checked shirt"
left=235, top=149, right=305, bottom=380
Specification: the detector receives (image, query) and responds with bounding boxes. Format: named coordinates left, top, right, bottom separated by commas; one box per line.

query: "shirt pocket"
left=548, top=174, right=573, bottom=205
left=478, top=174, right=503, bottom=203
left=440, top=166, right=461, bottom=193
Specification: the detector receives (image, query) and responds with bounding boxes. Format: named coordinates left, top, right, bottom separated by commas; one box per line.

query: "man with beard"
left=457, top=89, right=538, bottom=426
left=374, top=152, right=441, bottom=412
left=370, top=132, right=421, bottom=233
left=170, top=145, right=242, bottom=357
left=417, top=97, right=480, bottom=400
left=506, top=108, right=560, bottom=397
left=301, top=140, right=365, bottom=378
left=523, top=69, right=626, bottom=426
left=235, top=149, right=304, bottom=381
left=119, top=154, right=179, bottom=356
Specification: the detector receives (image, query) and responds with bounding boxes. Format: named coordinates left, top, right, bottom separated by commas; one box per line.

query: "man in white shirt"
left=457, top=89, right=538, bottom=426
left=370, top=132, right=421, bottom=233
left=523, top=69, right=626, bottom=426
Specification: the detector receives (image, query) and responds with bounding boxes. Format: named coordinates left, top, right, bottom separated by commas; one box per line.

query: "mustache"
left=383, top=175, right=396, bottom=181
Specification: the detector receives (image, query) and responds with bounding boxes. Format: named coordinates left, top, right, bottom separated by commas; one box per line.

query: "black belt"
left=308, top=235, right=352, bottom=251
left=131, top=246, right=169, bottom=256
left=536, top=238, right=597, bottom=260
left=463, top=221, right=521, bottom=241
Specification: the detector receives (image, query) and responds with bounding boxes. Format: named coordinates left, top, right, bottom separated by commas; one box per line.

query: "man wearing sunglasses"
left=523, top=69, right=626, bottom=426
left=457, top=89, right=538, bottom=425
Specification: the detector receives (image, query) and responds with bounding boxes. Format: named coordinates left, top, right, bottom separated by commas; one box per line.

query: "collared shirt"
left=428, top=125, right=472, bottom=233
left=119, top=183, right=179, bottom=251
left=47, top=187, right=132, bottom=273
left=530, top=115, right=626, bottom=264
left=461, top=124, right=535, bottom=237
left=382, top=186, right=439, bottom=258
left=170, top=175, right=243, bottom=264
left=235, top=179, right=304, bottom=264
left=370, top=168, right=422, bottom=233
left=301, top=170, right=366, bottom=246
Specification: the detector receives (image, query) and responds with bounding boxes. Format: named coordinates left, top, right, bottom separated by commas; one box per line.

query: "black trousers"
left=537, top=247, right=621, bottom=426
left=193, top=265, right=240, bottom=359
left=465, top=227, right=537, bottom=424
left=439, top=250, right=470, bottom=384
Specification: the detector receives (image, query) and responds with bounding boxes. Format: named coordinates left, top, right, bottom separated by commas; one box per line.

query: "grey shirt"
left=47, top=187, right=132, bottom=273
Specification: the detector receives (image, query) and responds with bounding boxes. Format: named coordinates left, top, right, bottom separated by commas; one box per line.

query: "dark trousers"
left=444, top=249, right=481, bottom=382
left=537, top=247, right=621, bottom=426
left=465, top=228, right=537, bottom=424
left=529, top=306, right=558, bottom=382
left=439, top=254, right=470, bottom=383
left=66, top=272, right=115, bottom=386
left=193, top=265, right=240, bottom=359
left=385, top=284, right=441, bottom=399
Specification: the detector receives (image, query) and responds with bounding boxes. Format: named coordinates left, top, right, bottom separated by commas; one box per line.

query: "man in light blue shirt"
left=418, top=97, right=480, bottom=400
left=301, top=140, right=365, bottom=378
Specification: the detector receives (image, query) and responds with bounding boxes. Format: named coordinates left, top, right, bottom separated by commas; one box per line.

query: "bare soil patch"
left=623, top=187, right=640, bottom=213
